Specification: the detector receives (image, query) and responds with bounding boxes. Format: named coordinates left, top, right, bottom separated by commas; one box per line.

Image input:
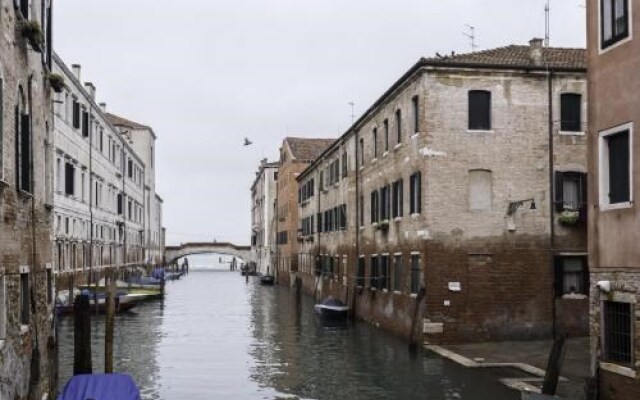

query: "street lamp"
left=507, top=198, right=537, bottom=216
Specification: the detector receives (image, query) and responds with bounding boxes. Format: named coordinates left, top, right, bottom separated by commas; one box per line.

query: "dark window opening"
left=395, top=110, right=402, bottom=143
left=341, top=152, right=348, bottom=177
left=380, top=255, right=389, bottom=290
left=468, top=90, right=491, bottom=130
left=72, top=100, right=80, bottom=129
left=410, top=171, right=422, bottom=214
left=373, top=128, right=378, bottom=158
left=370, top=190, right=379, bottom=223
left=412, top=96, right=420, bottom=133
left=560, top=93, right=582, bottom=132
left=357, top=258, right=365, bottom=287
left=392, top=179, right=404, bottom=218
left=16, top=111, right=32, bottom=192
left=64, top=163, right=75, bottom=196
left=393, top=255, right=403, bottom=292
left=370, top=256, right=379, bottom=289
left=20, top=272, right=29, bottom=325
left=606, top=130, right=630, bottom=204
left=410, top=254, right=421, bottom=294
left=81, top=110, right=89, bottom=137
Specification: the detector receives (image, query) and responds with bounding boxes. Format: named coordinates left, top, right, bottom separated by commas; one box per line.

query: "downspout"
left=547, top=68, right=557, bottom=338
left=352, top=129, right=360, bottom=320
left=88, top=105, right=94, bottom=288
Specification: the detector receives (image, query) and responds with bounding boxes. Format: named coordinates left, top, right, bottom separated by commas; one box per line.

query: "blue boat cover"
left=57, top=373, right=141, bottom=400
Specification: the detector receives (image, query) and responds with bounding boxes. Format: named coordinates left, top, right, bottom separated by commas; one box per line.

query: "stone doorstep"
left=425, top=344, right=568, bottom=394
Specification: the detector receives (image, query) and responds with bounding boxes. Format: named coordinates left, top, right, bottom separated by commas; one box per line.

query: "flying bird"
left=243, top=137, right=253, bottom=146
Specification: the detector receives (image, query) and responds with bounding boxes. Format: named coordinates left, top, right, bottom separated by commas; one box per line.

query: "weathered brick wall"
left=0, top=2, right=55, bottom=399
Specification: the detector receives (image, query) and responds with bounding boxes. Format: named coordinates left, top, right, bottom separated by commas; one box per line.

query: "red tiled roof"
left=105, top=113, right=153, bottom=131
left=285, top=137, right=335, bottom=161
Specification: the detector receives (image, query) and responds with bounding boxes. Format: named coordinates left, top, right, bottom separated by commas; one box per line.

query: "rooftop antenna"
left=462, top=24, right=477, bottom=51
left=348, top=102, right=356, bottom=124
left=545, top=0, right=550, bottom=47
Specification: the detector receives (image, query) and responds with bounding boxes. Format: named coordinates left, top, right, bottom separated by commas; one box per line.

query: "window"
left=410, top=172, right=422, bottom=214
left=373, top=128, right=378, bottom=158
left=341, top=152, right=348, bottom=177
left=319, top=170, right=324, bottom=190
left=410, top=254, right=422, bottom=294
left=81, top=109, right=89, bottom=137
left=412, top=96, right=420, bottom=133
left=393, top=255, right=403, bottom=292
left=357, top=257, right=365, bottom=287
left=602, top=301, right=633, bottom=365
left=72, top=99, right=80, bottom=129
left=317, top=212, right=323, bottom=233
left=0, top=275, right=5, bottom=340
left=469, top=170, right=492, bottom=211
left=359, top=138, right=364, bottom=166
left=0, top=77, right=3, bottom=177
left=16, top=88, right=32, bottom=193
left=370, top=256, right=379, bottom=289
left=380, top=255, right=389, bottom=290
left=20, top=269, right=29, bottom=325
left=599, top=126, right=631, bottom=206
left=554, top=256, right=588, bottom=296
left=555, top=171, right=587, bottom=211
left=277, top=231, right=288, bottom=245
left=19, top=0, right=29, bottom=19
left=380, top=185, right=390, bottom=221
left=395, top=110, right=402, bottom=143
left=392, top=179, right=404, bottom=218
left=46, top=267, right=53, bottom=304
left=384, top=119, right=389, bottom=152
left=560, top=93, right=582, bottom=132
left=64, top=163, right=75, bottom=196
left=601, top=0, right=630, bottom=49
left=359, top=195, right=364, bottom=227
left=128, top=159, right=133, bottom=178
left=370, top=190, right=379, bottom=223
left=468, top=90, right=491, bottom=130
left=117, top=193, right=123, bottom=215
left=339, top=204, right=347, bottom=230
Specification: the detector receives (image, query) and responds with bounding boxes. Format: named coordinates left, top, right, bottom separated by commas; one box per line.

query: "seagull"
left=243, top=137, right=253, bottom=146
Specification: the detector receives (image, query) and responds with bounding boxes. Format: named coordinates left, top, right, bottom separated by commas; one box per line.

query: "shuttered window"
left=17, top=112, right=32, bottom=192
left=601, top=0, right=630, bottom=49
left=607, top=130, right=630, bottom=204
left=370, top=190, right=379, bottom=223
left=412, top=96, right=420, bottom=133
left=395, top=110, right=402, bottom=143
left=468, top=90, right=491, bottom=130
left=393, top=255, right=403, bottom=292
left=554, top=171, right=587, bottom=212
left=20, top=271, right=29, bottom=325
left=384, top=119, right=389, bottom=151
left=561, top=93, right=582, bottom=132
left=81, top=110, right=89, bottom=137
left=373, top=128, right=378, bottom=158
left=392, top=179, right=404, bottom=218
left=356, top=257, right=365, bottom=287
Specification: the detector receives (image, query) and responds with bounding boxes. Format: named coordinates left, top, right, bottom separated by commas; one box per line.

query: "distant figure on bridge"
left=230, top=257, right=237, bottom=271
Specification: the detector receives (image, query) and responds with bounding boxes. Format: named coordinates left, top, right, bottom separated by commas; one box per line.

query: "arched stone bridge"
left=164, top=242, right=253, bottom=265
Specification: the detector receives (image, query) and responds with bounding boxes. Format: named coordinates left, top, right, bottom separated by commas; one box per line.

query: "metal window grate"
left=603, top=301, right=633, bottom=364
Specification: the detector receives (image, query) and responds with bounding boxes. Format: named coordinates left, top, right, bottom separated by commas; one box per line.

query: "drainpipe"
left=353, top=129, right=360, bottom=320
left=88, top=105, right=94, bottom=288
left=547, top=68, right=557, bottom=339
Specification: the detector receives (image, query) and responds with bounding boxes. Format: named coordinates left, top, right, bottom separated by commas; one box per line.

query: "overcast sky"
left=54, top=0, right=586, bottom=245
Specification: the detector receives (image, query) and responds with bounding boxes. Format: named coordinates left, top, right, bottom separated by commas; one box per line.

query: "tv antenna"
left=348, top=102, right=356, bottom=124
left=462, top=24, right=477, bottom=51
left=545, top=0, right=550, bottom=47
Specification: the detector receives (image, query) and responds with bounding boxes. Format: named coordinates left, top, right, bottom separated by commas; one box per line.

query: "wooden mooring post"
left=104, top=267, right=116, bottom=373
left=541, top=333, right=568, bottom=396
left=73, top=293, right=92, bottom=375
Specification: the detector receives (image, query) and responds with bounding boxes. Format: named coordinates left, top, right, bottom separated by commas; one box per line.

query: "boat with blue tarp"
left=57, top=373, right=141, bottom=400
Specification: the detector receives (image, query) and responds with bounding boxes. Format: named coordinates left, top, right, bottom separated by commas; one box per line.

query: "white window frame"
left=599, top=0, right=634, bottom=54
left=598, top=122, right=634, bottom=210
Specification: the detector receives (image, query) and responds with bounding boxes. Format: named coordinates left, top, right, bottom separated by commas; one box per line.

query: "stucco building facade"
left=51, top=56, right=147, bottom=277
left=587, top=0, right=640, bottom=398
left=251, top=159, right=278, bottom=276
left=296, top=40, right=589, bottom=343
left=0, top=0, right=56, bottom=398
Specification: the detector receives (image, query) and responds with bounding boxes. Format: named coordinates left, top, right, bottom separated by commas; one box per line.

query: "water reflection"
left=58, top=260, right=519, bottom=400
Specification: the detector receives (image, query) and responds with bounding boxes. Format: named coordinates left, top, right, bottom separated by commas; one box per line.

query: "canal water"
left=57, top=255, right=519, bottom=400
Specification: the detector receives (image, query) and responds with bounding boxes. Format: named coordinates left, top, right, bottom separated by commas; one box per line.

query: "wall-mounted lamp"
left=507, top=198, right=537, bottom=216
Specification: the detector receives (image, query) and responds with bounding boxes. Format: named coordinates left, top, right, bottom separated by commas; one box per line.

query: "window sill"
left=0, top=179, right=9, bottom=188
left=600, top=201, right=633, bottom=211
left=410, top=293, right=418, bottom=298
left=359, top=226, right=365, bottom=231
left=20, top=325, right=30, bottom=336
left=393, top=290, right=402, bottom=295
left=466, top=129, right=494, bottom=134
left=371, top=158, right=378, bottom=164
left=382, top=151, right=389, bottom=158
left=18, top=190, right=33, bottom=199
left=558, top=131, right=585, bottom=136
left=359, top=166, right=364, bottom=172
left=394, top=143, right=403, bottom=151
left=410, top=213, right=420, bottom=220
left=600, top=362, right=637, bottom=378
left=599, top=35, right=633, bottom=55
left=393, top=217, right=402, bottom=223
left=411, top=132, right=420, bottom=139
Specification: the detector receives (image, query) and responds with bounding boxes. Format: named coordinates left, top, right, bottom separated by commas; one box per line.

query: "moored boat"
left=314, top=297, right=349, bottom=319
left=259, top=275, right=275, bottom=285
left=55, top=290, right=138, bottom=315
left=58, top=373, right=141, bottom=400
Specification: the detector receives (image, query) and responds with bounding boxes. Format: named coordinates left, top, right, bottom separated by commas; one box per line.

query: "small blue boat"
left=58, top=373, right=141, bottom=400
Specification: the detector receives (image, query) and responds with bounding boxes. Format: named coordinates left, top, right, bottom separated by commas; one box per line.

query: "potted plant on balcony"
left=48, top=73, right=66, bottom=93
left=19, top=20, right=43, bottom=52
left=558, top=210, right=580, bottom=226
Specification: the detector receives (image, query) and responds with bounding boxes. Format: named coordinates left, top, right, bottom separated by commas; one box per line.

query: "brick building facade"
left=295, top=40, right=589, bottom=343
left=0, top=0, right=56, bottom=398
left=276, top=138, right=333, bottom=283
left=587, top=0, right=640, bottom=398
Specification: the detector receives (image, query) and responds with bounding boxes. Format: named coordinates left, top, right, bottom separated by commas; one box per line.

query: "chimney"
left=529, top=38, right=544, bottom=66
left=99, top=102, right=107, bottom=112
left=84, top=82, right=96, bottom=100
left=71, top=64, right=81, bottom=81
